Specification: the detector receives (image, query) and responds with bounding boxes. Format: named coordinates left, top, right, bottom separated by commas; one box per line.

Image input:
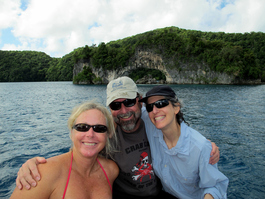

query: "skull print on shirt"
left=131, top=152, right=154, bottom=182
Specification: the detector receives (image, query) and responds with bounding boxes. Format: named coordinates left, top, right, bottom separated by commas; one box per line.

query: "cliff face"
left=73, top=49, right=261, bottom=84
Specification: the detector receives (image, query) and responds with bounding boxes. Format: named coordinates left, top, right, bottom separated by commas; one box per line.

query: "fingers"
left=209, top=146, right=220, bottom=165
left=28, top=158, right=43, bottom=182
left=16, top=165, right=35, bottom=190
left=20, top=175, right=35, bottom=190
left=16, top=157, right=46, bottom=189
left=209, top=153, right=219, bottom=164
left=35, top=157, right=47, bottom=164
left=28, top=157, right=46, bottom=181
left=16, top=172, right=23, bottom=190
left=210, top=142, right=217, bottom=156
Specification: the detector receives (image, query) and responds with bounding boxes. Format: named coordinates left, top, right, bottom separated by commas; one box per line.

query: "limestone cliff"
left=73, top=48, right=261, bottom=85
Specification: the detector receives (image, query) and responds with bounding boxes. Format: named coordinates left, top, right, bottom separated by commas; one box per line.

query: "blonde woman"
left=10, top=101, right=119, bottom=199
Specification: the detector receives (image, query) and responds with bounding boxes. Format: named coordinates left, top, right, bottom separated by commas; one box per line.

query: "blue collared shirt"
left=141, top=107, right=228, bottom=199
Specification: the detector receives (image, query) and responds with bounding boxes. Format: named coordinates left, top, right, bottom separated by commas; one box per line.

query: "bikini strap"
left=62, top=152, right=73, bottom=199
left=97, top=158, right=112, bottom=192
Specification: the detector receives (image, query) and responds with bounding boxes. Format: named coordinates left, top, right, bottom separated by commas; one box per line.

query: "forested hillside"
left=0, top=50, right=74, bottom=82
left=0, top=51, right=52, bottom=82
left=1, top=26, right=264, bottom=82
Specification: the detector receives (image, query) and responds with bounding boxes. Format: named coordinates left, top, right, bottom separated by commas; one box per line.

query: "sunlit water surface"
left=0, top=82, right=264, bottom=198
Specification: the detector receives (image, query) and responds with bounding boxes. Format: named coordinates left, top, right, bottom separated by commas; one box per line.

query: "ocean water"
left=0, top=82, right=264, bottom=198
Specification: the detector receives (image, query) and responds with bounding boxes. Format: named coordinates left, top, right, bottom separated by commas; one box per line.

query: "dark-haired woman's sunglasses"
left=109, top=98, right=137, bottom=110
left=146, top=99, right=170, bottom=112
left=73, top=123, right=107, bottom=133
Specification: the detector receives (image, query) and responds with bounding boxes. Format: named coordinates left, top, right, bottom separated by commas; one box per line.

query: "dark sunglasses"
left=73, top=123, right=107, bottom=133
left=146, top=99, right=170, bottom=112
left=109, top=98, right=137, bottom=110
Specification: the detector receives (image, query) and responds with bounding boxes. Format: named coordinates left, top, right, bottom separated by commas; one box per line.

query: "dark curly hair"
left=165, top=96, right=189, bottom=126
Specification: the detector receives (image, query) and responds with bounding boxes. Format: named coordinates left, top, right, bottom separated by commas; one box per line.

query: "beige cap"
left=106, top=76, right=138, bottom=106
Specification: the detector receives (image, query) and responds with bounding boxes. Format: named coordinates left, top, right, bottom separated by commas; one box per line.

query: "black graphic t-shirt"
left=112, top=119, right=161, bottom=198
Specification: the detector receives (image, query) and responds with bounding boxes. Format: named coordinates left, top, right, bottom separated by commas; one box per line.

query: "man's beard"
left=114, top=111, right=141, bottom=132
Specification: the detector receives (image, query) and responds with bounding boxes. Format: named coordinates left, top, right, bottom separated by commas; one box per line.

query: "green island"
left=0, top=26, right=264, bottom=84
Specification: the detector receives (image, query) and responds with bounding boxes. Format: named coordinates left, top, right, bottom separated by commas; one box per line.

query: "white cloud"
left=209, top=0, right=265, bottom=33
left=0, top=0, right=21, bottom=29
left=0, top=0, right=265, bottom=57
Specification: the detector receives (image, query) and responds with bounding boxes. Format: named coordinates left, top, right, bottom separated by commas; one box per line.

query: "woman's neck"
left=162, top=122, right=181, bottom=149
left=72, top=150, right=99, bottom=177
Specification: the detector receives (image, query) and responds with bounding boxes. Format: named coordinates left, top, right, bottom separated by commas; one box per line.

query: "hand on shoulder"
left=10, top=152, right=71, bottom=199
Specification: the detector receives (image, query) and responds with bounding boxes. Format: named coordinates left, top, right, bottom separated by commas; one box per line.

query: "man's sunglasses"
left=109, top=98, right=137, bottom=110
left=72, top=123, right=107, bottom=133
left=146, top=99, right=170, bottom=112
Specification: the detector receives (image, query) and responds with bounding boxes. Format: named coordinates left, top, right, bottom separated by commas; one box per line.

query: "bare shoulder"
left=39, top=152, right=70, bottom=178
left=98, top=157, right=119, bottom=181
left=44, top=152, right=70, bottom=168
left=10, top=152, right=71, bottom=199
left=33, top=152, right=71, bottom=188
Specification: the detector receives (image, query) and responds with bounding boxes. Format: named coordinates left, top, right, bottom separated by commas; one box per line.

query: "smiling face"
left=71, top=109, right=108, bottom=158
left=147, top=96, right=180, bottom=132
left=110, top=98, right=142, bottom=132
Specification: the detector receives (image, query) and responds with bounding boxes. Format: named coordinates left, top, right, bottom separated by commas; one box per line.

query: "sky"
left=0, top=0, right=265, bottom=58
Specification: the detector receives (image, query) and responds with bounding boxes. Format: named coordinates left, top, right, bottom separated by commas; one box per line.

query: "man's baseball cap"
left=106, top=76, right=138, bottom=106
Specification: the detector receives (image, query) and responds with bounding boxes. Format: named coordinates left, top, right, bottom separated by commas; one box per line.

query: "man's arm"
left=11, top=157, right=61, bottom=199
left=16, top=157, right=47, bottom=190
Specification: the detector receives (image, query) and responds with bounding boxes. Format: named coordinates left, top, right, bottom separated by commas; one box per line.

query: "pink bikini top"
left=62, top=152, right=112, bottom=199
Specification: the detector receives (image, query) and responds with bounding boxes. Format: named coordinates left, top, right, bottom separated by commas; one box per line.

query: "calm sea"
left=0, top=82, right=265, bottom=199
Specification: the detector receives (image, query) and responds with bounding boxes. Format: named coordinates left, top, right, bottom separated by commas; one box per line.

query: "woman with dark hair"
left=140, top=85, right=228, bottom=199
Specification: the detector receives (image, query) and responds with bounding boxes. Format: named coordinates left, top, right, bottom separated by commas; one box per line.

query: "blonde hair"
left=68, top=100, right=118, bottom=159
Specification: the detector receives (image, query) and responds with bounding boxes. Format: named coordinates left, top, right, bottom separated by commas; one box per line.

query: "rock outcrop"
left=73, top=48, right=261, bottom=85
